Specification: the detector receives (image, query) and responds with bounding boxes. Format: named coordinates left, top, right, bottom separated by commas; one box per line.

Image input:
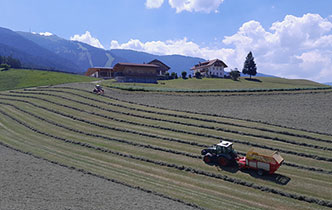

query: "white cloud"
left=39, top=32, right=53, bottom=36
left=111, top=38, right=234, bottom=61
left=110, top=13, right=332, bottom=83
left=168, top=0, right=224, bottom=13
left=145, top=0, right=164, bottom=9
left=70, top=31, right=104, bottom=49
left=32, top=32, right=53, bottom=36
left=222, top=13, right=332, bottom=82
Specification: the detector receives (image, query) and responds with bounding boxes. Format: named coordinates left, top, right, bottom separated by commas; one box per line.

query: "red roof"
left=116, top=63, right=158, bottom=68
left=191, top=59, right=228, bottom=70
left=113, top=63, right=159, bottom=72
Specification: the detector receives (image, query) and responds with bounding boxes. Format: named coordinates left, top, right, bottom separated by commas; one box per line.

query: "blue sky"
left=2, top=0, right=332, bottom=82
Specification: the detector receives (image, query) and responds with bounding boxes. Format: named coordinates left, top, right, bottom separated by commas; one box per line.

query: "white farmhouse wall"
left=207, top=65, right=224, bottom=77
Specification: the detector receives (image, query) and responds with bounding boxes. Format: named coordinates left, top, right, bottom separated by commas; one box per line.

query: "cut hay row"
left=20, top=87, right=332, bottom=142
left=11, top=90, right=332, bottom=150
left=1, top=92, right=331, bottom=163
left=1, top=99, right=331, bottom=176
left=62, top=87, right=331, bottom=137
left=1, top=93, right=331, bottom=172
left=1, top=88, right=331, bottom=209
left=0, top=109, right=331, bottom=208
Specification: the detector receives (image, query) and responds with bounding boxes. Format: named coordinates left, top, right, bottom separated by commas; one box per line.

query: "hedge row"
left=24, top=88, right=332, bottom=143
left=0, top=141, right=204, bottom=210
left=5, top=92, right=332, bottom=162
left=17, top=89, right=332, bottom=150
left=1, top=110, right=331, bottom=208
left=1, top=96, right=331, bottom=175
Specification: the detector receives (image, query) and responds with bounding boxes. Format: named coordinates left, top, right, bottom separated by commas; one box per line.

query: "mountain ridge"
left=1, top=26, right=275, bottom=77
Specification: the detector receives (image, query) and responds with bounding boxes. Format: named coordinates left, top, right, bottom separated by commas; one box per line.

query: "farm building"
left=191, top=59, right=228, bottom=78
left=148, top=59, right=170, bottom=77
left=85, top=67, right=113, bottom=78
left=113, top=63, right=159, bottom=83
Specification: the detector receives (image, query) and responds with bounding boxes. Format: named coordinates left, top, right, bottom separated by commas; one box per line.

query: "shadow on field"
left=205, top=162, right=291, bottom=185
left=205, top=162, right=239, bottom=174
left=245, top=78, right=262, bottom=82
left=242, top=169, right=291, bottom=185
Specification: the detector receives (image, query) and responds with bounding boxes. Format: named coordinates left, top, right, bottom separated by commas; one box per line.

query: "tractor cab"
left=215, top=141, right=235, bottom=155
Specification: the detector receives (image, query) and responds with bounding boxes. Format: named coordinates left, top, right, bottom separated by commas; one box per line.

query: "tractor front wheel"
left=203, top=155, right=212, bottom=164
left=218, top=157, right=228, bottom=167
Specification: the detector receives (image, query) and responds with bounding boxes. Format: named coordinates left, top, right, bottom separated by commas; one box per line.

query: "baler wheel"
left=257, top=169, right=264, bottom=176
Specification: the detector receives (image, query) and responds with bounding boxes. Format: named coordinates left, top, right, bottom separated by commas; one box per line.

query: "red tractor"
left=201, top=141, right=284, bottom=175
left=93, top=85, right=104, bottom=95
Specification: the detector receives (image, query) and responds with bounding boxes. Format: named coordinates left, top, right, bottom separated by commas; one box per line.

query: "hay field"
left=0, top=85, right=331, bottom=209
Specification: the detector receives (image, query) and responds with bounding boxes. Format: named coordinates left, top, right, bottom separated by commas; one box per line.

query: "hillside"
left=17, top=31, right=117, bottom=73
left=0, top=68, right=97, bottom=91
left=0, top=27, right=79, bottom=72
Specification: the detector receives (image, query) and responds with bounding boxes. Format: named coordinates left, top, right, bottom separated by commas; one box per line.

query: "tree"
left=0, top=55, right=21, bottom=68
left=171, top=72, right=178, bottom=79
left=181, top=71, right=187, bottom=79
left=7, top=56, right=21, bottom=68
left=195, top=71, right=202, bottom=79
left=242, top=51, right=257, bottom=79
left=230, top=68, right=240, bottom=81
left=0, top=63, right=10, bottom=70
left=165, top=72, right=170, bottom=80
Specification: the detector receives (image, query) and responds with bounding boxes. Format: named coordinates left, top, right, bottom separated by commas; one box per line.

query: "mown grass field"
left=0, top=68, right=98, bottom=91
left=0, top=85, right=331, bottom=209
left=102, top=77, right=330, bottom=92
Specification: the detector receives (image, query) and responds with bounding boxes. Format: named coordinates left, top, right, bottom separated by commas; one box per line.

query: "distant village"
left=85, top=58, right=229, bottom=83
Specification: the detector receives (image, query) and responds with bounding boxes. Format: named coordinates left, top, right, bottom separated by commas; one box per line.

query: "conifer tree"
left=242, top=51, right=257, bottom=79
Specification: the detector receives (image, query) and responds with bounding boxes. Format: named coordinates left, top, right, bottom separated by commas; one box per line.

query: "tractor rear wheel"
left=218, top=157, right=228, bottom=167
left=203, top=155, right=212, bottom=164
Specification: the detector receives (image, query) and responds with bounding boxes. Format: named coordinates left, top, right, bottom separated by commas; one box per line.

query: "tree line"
left=0, top=55, right=22, bottom=69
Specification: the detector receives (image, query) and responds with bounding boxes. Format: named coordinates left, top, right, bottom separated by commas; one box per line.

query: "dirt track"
left=0, top=144, right=197, bottom=210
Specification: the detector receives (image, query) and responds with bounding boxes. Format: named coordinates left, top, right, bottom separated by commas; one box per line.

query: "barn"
left=148, top=59, right=170, bottom=77
left=113, top=63, right=159, bottom=83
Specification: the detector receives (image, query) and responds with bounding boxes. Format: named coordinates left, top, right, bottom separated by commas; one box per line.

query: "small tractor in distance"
left=201, top=140, right=284, bottom=175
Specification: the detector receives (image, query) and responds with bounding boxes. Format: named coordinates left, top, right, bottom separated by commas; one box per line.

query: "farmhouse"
left=148, top=59, right=170, bottom=77
left=85, top=67, right=113, bottom=78
left=113, top=62, right=159, bottom=83
left=191, top=59, right=228, bottom=78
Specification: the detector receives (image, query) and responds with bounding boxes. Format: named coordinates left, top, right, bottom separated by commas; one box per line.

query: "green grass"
left=0, top=87, right=331, bottom=209
left=102, top=77, right=330, bottom=92
left=0, top=68, right=98, bottom=91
